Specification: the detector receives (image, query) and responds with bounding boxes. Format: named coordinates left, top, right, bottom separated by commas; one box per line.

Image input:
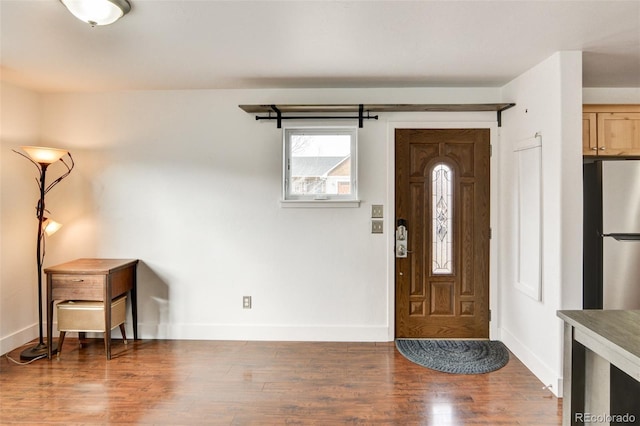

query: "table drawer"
left=57, top=296, right=127, bottom=332
left=51, top=274, right=104, bottom=300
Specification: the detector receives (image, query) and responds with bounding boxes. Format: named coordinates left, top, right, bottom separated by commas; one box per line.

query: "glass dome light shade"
left=60, top=0, right=131, bottom=26
left=42, top=218, right=63, bottom=237
left=21, top=146, right=68, bottom=165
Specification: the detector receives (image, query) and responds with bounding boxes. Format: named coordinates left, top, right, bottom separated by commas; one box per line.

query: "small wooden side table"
left=46, top=258, right=139, bottom=360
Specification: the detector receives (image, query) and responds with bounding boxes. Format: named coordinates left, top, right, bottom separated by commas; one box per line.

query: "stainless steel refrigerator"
left=583, top=160, right=640, bottom=310
left=583, top=159, right=640, bottom=422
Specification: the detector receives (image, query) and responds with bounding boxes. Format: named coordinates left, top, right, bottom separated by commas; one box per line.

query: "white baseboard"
left=0, top=323, right=38, bottom=356
left=501, top=327, right=562, bottom=397
left=137, top=323, right=391, bottom=342
left=3, top=323, right=392, bottom=354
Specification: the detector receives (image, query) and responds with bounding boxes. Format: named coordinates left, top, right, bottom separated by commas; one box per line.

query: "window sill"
left=280, top=200, right=361, bottom=208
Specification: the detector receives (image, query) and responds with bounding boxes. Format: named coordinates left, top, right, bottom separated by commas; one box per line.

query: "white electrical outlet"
left=243, top=296, right=252, bottom=309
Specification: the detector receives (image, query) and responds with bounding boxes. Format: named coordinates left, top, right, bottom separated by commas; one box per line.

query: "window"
left=432, top=163, right=453, bottom=274
left=283, top=127, right=357, bottom=202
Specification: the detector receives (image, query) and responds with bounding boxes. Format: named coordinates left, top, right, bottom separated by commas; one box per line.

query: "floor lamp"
left=14, top=146, right=74, bottom=361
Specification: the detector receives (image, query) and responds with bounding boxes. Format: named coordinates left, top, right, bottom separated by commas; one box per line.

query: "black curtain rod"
left=255, top=115, right=379, bottom=127
left=255, top=104, right=378, bottom=128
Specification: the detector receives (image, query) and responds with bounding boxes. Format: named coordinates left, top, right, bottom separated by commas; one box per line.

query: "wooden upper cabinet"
left=583, top=105, right=640, bottom=156
left=583, top=113, right=597, bottom=155
left=597, top=112, right=640, bottom=156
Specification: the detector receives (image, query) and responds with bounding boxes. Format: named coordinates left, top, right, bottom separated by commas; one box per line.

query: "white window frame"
left=282, top=127, right=359, bottom=207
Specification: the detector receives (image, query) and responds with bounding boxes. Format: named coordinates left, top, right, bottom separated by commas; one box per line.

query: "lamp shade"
left=60, top=0, right=131, bottom=26
left=42, top=219, right=63, bottom=237
left=21, top=146, right=68, bottom=165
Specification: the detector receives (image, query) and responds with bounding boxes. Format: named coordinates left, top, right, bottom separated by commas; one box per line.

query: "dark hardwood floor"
left=1, top=339, right=561, bottom=425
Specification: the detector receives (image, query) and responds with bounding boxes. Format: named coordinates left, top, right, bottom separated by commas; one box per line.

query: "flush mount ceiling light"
left=60, top=0, right=131, bottom=26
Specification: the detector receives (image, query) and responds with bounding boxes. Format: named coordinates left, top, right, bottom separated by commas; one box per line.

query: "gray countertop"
left=557, top=310, right=640, bottom=381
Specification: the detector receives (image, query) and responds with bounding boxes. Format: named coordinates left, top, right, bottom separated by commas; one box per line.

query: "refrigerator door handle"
left=601, top=233, right=640, bottom=241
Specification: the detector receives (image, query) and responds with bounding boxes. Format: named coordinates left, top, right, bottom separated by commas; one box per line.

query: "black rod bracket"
left=497, top=103, right=516, bottom=127
left=270, top=105, right=282, bottom=129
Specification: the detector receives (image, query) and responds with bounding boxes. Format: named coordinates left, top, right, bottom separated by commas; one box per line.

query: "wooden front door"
left=395, top=129, right=490, bottom=338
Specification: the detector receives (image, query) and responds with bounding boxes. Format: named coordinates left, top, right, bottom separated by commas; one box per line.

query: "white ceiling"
left=1, top=0, right=639, bottom=93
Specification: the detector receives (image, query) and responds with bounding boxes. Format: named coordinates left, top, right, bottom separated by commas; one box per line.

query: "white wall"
left=1, top=57, right=592, bottom=396
left=582, top=88, right=640, bottom=104
left=498, top=52, right=584, bottom=396
left=0, top=81, right=44, bottom=354
left=1, top=87, right=498, bottom=343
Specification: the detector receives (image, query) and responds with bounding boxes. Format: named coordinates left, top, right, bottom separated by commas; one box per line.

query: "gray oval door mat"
left=395, top=339, right=509, bottom=374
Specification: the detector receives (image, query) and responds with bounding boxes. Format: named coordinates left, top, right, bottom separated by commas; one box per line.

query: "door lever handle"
left=397, top=245, right=411, bottom=257
left=396, top=219, right=409, bottom=258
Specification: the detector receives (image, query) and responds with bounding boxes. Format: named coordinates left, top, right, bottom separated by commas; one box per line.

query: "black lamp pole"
left=20, top=163, right=51, bottom=360
left=14, top=147, right=74, bottom=361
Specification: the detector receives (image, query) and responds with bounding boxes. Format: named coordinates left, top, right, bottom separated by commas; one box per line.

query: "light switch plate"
left=371, top=204, right=384, bottom=218
left=371, top=220, right=383, bottom=234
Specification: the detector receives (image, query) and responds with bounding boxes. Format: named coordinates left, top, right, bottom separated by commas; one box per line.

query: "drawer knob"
left=71, top=279, right=84, bottom=282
